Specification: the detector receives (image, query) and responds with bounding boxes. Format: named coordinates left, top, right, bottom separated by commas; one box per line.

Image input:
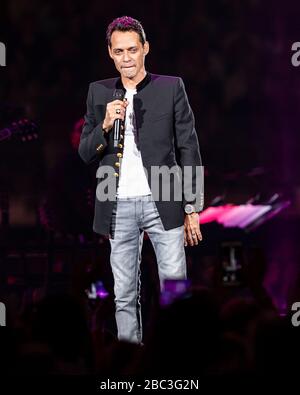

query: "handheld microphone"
left=113, top=89, right=125, bottom=147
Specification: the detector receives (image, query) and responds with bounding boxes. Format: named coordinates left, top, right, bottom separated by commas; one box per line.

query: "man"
left=79, top=16, right=204, bottom=344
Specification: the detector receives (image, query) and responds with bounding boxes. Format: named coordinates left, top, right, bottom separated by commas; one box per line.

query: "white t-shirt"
left=116, top=88, right=152, bottom=197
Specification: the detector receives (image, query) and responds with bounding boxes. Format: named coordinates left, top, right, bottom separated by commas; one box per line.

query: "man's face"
left=108, top=30, right=149, bottom=81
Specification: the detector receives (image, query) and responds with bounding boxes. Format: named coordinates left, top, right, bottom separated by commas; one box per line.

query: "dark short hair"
left=106, top=16, right=146, bottom=47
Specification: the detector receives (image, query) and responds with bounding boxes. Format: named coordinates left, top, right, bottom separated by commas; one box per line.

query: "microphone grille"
left=113, top=89, right=124, bottom=100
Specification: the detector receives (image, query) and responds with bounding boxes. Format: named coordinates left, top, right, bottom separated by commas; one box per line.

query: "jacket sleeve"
left=78, top=83, right=108, bottom=164
left=174, top=77, right=204, bottom=212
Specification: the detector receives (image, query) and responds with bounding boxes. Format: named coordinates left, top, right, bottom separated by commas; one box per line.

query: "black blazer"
left=79, top=72, right=203, bottom=236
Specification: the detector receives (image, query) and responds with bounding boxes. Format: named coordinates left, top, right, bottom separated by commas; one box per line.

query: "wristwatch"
left=184, top=204, right=196, bottom=215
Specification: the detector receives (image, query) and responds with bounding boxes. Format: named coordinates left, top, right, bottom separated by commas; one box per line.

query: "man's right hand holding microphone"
left=102, top=99, right=128, bottom=133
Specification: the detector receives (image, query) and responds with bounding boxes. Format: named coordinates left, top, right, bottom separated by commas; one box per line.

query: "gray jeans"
left=109, top=194, right=186, bottom=344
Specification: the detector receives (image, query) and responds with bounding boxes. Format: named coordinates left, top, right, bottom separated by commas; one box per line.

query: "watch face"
left=185, top=204, right=194, bottom=214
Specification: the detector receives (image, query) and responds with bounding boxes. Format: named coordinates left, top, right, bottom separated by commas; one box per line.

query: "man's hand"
left=184, top=212, right=202, bottom=247
left=102, top=99, right=128, bottom=132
